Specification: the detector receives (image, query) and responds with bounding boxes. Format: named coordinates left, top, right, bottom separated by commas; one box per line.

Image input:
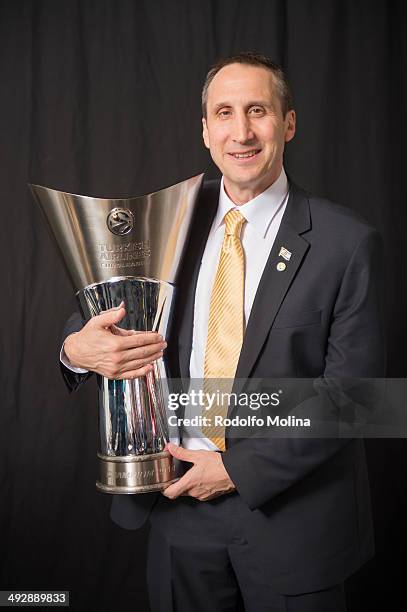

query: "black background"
left=1, top=1, right=406, bottom=610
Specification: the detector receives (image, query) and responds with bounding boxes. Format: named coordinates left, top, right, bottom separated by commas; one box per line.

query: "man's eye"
left=249, top=107, right=265, bottom=115
left=218, top=110, right=231, bottom=118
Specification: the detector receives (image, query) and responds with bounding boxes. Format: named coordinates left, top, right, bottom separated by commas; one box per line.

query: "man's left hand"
left=162, top=443, right=236, bottom=501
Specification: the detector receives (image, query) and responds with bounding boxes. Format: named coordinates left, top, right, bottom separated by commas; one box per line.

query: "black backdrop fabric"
left=1, top=1, right=406, bottom=610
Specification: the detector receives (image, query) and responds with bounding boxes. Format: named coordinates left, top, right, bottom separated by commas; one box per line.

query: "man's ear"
left=202, top=117, right=210, bottom=149
left=284, top=110, right=296, bottom=143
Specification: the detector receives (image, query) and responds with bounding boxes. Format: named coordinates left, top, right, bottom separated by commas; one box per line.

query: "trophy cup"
left=30, top=175, right=203, bottom=494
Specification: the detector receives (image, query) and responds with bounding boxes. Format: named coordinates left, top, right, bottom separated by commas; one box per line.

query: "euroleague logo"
left=106, top=208, right=134, bottom=235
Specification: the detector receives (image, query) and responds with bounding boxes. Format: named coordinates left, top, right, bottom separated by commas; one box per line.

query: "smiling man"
left=61, top=53, right=385, bottom=612
left=201, top=61, right=295, bottom=204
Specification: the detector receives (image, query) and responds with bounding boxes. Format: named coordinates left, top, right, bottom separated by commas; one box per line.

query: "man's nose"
left=231, top=113, right=255, bottom=143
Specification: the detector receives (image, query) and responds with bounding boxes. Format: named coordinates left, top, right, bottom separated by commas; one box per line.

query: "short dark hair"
left=202, top=51, right=294, bottom=119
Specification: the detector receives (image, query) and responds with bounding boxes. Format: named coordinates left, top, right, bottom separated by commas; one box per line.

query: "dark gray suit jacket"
left=61, top=179, right=385, bottom=594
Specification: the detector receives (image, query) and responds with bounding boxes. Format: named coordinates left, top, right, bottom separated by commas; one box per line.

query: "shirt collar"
left=215, top=168, right=289, bottom=238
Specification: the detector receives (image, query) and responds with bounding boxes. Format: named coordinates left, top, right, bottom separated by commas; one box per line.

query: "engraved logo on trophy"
left=107, top=208, right=134, bottom=235
left=96, top=241, right=151, bottom=269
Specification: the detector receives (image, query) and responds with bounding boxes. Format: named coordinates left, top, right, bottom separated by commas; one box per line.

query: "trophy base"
left=96, top=450, right=183, bottom=494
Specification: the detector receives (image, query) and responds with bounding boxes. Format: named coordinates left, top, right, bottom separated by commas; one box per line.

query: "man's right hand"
left=63, top=302, right=167, bottom=380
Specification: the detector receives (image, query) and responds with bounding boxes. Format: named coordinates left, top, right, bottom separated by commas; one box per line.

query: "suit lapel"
left=234, top=183, right=311, bottom=387
left=177, top=180, right=220, bottom=379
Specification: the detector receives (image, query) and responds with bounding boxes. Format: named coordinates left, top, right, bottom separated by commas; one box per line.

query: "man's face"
left=202, top=63, right=296, bottom=203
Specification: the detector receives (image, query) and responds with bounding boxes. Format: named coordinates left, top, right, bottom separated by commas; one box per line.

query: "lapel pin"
left=277, top=262, right=286, bottom=271
left=279, top=247, right=292, bottom=261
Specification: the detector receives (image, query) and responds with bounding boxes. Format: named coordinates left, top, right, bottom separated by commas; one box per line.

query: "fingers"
left=92, top=303, right=126, bottom=328
left=105, top=339, right=166, bottom=374
left=162, top=472, right=193, bottom=499
left=123, top=341, right=166, bottom=362
left=110, top=328, right=166, bottom=351
left=110, top=325, right=135, bottom=337
left=113, top=364, right=155, bottom=380
left=116, top=350, right=164, bottom=374
left=120, top=332, right=165, bottom=349
left=165, top=443, right=198, bottom=463
left=93, top=305, right=165, bottom=348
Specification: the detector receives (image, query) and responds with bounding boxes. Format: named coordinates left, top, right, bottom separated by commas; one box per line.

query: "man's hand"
left=162, top=443, right=236, bottom=501
left=63, top=302, right=167, bottom=379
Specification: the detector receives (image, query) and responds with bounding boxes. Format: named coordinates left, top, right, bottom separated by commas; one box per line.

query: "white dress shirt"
left=183, top=168, right=289, bottom=450
left=60, top=342, right=88, bottom=374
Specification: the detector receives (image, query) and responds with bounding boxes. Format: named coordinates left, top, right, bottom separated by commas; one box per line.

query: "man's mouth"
left=229, top=149, right=261, bottom=159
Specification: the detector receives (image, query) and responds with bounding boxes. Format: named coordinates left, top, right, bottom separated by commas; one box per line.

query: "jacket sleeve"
left=222, top=228, right=386, bottom=510
left=60, top=312, right=94, bottom=392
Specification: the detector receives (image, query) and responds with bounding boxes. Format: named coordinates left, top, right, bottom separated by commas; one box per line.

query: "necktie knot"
left=224, top=209, right=246, bottom=237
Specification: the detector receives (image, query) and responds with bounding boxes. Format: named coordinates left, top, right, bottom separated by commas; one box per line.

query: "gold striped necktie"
left=202, top=209, right=246, bottom=451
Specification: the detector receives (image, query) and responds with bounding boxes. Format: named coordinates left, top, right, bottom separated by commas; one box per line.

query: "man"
left=61, top=53, right=385, bottom=611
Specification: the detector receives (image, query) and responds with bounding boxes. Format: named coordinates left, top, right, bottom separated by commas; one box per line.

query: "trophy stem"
left=79, top=277, right=179, bottom=494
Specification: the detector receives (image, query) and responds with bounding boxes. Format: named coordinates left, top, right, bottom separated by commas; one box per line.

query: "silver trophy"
left=30, top=175, right=203, bottom=494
